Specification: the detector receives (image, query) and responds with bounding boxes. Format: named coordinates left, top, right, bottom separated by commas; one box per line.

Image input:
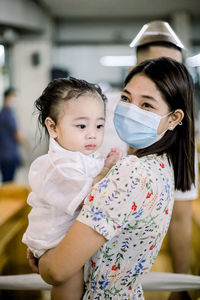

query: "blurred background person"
left=130, top=21, right=198, bottom=300
left=0, top=88, right=24, bottom=183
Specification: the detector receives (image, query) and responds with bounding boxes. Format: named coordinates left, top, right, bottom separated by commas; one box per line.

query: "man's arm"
left=168, top=200, right=192, bottom=274
left=168, top=200, right=192, bottom=300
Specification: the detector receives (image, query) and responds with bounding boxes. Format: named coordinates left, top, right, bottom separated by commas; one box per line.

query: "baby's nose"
left=86, top=131, right=96, bottom=139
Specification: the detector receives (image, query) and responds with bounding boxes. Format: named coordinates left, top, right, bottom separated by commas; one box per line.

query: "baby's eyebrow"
left=73, top=117, right=105, bottom=121
left=73, top=117, right=88, bottom=121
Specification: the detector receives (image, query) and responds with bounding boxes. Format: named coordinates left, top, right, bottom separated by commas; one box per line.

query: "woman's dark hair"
left=125, top=57, right=195, bottom=192
left=35, top=77, right=107, bottom=135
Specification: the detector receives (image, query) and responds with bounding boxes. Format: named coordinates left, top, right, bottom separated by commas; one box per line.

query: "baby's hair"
left=35, top=77, right=107, bottom=135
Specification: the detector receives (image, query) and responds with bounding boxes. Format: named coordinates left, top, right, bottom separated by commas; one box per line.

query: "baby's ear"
left=45, top=117, right=57, bottom=138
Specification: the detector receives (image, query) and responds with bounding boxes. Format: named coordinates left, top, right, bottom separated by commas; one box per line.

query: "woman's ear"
left=45, top=117, right=57, bottom=138
left=168, top=109, right=184, bottom=130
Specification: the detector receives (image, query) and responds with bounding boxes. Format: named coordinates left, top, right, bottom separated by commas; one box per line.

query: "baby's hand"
left=105, top=148, right=122, bottom=169
left=27, top=248, right=39, bottom=273
left=93, top=149, right=122, bottom=185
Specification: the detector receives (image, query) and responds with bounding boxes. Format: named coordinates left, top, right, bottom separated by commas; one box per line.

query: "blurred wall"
left=0, top=0, right=49, bottom=31
left=0, top=0, right=53, bottom=162
left=53, top=16, right=200, bottom=86
left=55, top=20, right=145, bottom=44
left=12, top=39, right=52, bottom=161
left=53, top=44, right=134, bottom=86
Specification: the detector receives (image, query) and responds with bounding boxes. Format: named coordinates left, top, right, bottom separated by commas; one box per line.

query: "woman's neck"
left=127, top=146, right=137, bottom=155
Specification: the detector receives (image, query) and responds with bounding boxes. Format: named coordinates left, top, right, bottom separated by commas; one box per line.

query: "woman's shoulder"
left=117, top=153, right=170, bottom=170
left=110, top=155, right=142, bottom=178
left=113, top=153, right=173, bottom=183
left=105, top=154, right=151, bottom=186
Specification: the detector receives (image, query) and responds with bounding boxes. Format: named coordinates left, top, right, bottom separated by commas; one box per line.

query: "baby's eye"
left=77, top=124, right=86, bottom=129
left=121, top=95, right=129, bottom=102
left=97, top=124, right=104, bottom=129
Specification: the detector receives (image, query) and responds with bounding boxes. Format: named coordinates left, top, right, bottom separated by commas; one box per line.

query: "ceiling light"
left=100, top=56, right=136, bottom=67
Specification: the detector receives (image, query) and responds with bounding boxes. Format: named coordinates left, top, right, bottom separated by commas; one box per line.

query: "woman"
left=37, top=57, right=195, bottom=300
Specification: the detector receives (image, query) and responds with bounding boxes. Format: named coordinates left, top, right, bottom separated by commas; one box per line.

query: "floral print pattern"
left=78, top=154, right=174, bottom=299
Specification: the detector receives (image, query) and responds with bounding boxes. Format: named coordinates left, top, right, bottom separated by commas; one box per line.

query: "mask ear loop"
left=161, top=111, right=174, bottom=131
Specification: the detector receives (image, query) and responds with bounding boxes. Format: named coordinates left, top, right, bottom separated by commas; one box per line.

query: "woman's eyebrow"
left=141, top=95, right=158, bottom=102
left=123, top=89, right=158, bottom=103
left=122, top=88, right=131, bottom=95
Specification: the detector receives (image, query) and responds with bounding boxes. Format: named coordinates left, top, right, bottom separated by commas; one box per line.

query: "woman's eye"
left=77, top=124, right=86, bottom=129
left=143, top=102, right=153, bottom=109
left=121, top=95, right=129, bottom=102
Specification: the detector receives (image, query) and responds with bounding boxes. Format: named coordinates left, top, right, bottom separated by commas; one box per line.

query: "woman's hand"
left=27, top=248, right=39, bottom=273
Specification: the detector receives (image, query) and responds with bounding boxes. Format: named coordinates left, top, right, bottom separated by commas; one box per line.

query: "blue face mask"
left=113, top=101, right=171, bottom=149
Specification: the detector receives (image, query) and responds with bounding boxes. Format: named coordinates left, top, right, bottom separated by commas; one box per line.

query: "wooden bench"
left=0, top=183, right=42, bottom=299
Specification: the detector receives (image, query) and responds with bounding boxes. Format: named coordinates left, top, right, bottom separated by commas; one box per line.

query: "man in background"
left=132, top=20, right=198, bottom=300
left=0, top=88, right=23, bottom=182
left=100, top=20, right=197, bottom=300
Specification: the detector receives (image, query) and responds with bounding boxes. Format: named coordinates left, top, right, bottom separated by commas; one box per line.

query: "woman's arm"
left=39, top=220, right=106, bottom=285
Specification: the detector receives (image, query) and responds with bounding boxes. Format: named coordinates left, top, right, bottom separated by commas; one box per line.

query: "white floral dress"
left=77, top=154, right=174, bottom=300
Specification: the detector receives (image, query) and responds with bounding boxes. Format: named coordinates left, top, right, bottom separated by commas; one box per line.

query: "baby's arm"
left=93, top=148, right=122, bottom=185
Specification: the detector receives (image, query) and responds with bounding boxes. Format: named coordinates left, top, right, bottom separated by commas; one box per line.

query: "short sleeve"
left=77, top=156, right=150, bottom=240
left=29, top=157, right=93, bottom=216
left=174, top=146, right=198, bottom=201
left=43, top=167, right=93, bottom=215
left=174, top=184, right=198, bottom=201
